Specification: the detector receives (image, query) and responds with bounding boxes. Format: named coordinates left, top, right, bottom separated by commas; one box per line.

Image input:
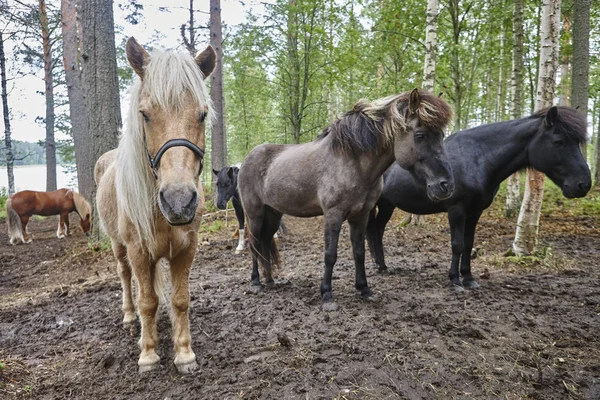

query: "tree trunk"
left=62, top=0, right=91, bottom=199
left=594, top=109, right=600, bottom=186
left=0, top=32, right=14, bottom=195
left=505, top=0, right=524, bottom=218
left=448, top=0, right=463, bottom=130
left=422, top=0, right=438, bottom=92
left=39, top=0, right=57, bottom=192
left=571, top=0, right=590, bottom=159
left=81, top=0, right=121, bottom=240
left=210, top=0, right=227, bottom=199
left=513, top=0, right=561, bottom=256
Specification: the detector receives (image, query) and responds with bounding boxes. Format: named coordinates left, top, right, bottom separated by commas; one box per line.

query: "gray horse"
left=238, top=89, right=454, bottom=310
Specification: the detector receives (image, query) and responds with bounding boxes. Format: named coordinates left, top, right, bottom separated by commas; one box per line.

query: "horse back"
left=10, top=189, right=74, bottom=217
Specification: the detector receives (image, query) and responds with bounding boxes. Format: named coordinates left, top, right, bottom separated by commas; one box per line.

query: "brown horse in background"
left=6, top=188, right=92, bottom=245
left=95, top=37, right=215, bottom=374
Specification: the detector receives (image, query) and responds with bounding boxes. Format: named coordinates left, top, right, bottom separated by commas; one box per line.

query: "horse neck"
left=463, top=117, right=540, bottom=188
left=364, top=146, right=397, bottom=183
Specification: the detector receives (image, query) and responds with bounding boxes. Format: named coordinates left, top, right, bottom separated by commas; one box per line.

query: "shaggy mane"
left=318, top=89, right=453, bottom=155
left=532, top=106, right=588, bottom=144
left=72, top=191, right=92, bottom=219
left=115, top=49, right=212, bottom=248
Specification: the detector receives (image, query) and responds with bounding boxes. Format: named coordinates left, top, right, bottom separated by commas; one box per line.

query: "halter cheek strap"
left=145, top=137, right=205, bottom=179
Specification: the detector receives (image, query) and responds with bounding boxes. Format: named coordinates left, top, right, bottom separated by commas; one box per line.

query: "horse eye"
left=414, top=133, right=425, bottom=140
left=199, top=111, right=207, bottom=123
left=553, top=139, right=565, bottom=147
left=140, top=111, right=150, bottom=122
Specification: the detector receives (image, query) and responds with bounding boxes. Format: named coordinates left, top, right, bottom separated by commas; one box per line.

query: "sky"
left=4, top=0, right=266, bottom=143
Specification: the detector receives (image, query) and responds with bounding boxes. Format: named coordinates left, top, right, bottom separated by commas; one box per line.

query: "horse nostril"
left=578, top=181, right=590, bottom=192
left=439, top=180, right=449, bottom=193
left=187, top=190, right=198, bottom=208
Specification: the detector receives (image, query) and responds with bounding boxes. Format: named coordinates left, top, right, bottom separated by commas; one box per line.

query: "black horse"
left=214, top=165, right=287, bottom=253
left=214, top=165, right=247, bottom=253
left=366, top=106, right=591, bottom=291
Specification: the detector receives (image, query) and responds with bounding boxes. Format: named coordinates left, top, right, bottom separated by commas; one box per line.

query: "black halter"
left=145, top=138, right=205, bottom=179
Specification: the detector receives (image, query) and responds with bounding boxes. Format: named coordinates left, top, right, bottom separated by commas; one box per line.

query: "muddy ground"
left=1, top=197, right=599, bottom=399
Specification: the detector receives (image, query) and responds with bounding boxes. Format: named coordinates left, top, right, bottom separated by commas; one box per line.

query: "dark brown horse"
left=238, top=89, right=454, bottom=310
left=6, top=188, right=92, bottom=244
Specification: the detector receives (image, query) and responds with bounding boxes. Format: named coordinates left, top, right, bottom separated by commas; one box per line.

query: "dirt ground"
left=1, top=199, right=599, bottom=399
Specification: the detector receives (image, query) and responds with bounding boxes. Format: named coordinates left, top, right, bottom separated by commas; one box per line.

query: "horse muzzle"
left=427, top=179, right=454, bottom=202
left=158, top=185, right=199, bottom=225
left=562, top=180, right=591, bottom=199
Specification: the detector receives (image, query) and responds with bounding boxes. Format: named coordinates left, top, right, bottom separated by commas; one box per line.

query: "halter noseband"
left=145, top=138, right=205, bottom=179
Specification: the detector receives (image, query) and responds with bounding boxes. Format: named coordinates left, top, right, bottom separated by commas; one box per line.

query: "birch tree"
left=505, top=0, right=524, bottom=218
left=512, top=0, right=561, bottom=256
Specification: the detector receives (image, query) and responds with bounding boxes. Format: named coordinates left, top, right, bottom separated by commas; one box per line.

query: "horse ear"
left=544, top=106, right=558, bottom=128
left=196, top=45, right=216, bottom=79
left=408, top=88, right=420, bottom=115
left=212, top=168, right=219, bottom=176
left=227, top=167, right=235, bottom=180
left=126, top=37, right=150, bottom=78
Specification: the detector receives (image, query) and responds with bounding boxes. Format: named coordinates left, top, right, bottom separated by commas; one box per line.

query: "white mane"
left=115, top=49, right=213, bottom=248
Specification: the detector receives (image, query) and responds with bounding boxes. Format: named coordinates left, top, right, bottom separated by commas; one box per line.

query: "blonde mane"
left=72, top=191, right=92, bottom=219
left=115, top=50, right=213, bottom=248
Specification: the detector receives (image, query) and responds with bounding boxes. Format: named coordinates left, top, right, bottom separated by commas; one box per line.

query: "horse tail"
left=278, top=218, right=288, bottom=236
left=6, top=198, right=24, bottom=245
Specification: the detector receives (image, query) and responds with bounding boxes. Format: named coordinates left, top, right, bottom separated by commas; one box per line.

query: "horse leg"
left=21, top=216, right=32, bottom=244
left=64, top=213, right=70, bottom=236
left=461, top=212, right=482, bottom=289
left=247, top=209, right=265, bottom=291
left=366, top=200, right=395, bottom=272
left=349, top=213, right=373, bottom=299
left=169, top=247, right=198, bottom=374
left=448, top=208, right=466, bottom=292
left=113, top=240, right=136, bottom=326
left=127, top=246, right=160, bottom=372
left=261, top=207, right=283, bottom=285
left=232, top=196, right=245, bottom=254
left=57, top=214, right=66, bottom=239
left=321, top=211, right=344, bottom=311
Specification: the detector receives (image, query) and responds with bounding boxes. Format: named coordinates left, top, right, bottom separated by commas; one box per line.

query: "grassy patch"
left=200, top=219, right=223, bottom=234
left=483, top=245, right=574, bottom=273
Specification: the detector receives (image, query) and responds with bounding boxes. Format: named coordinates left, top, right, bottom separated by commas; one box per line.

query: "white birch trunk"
left=422, top=0, right=438, bottom=92
left=513, top=0, right=561, bottom=256
left=505, top=0, right=524, bottom=218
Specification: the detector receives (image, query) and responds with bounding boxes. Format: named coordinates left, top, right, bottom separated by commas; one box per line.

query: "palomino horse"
left=214, top=164, right=287, bottom=254
left=95, top=37, right=215, bottom=373
left=238, top=89, right=454, bottom=310
left=366, top=106, right=591, bottom=291
left=6, top=188, right=92, bottom=244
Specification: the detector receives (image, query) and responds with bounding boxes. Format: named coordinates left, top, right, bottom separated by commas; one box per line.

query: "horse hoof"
left=235, top=248, right=244, bottom=254
left=361, top=292, right=378, bottom=302
left=138, top=363, right=158, bottom=373
left=463, top=280, right=480, bottom=289
left=25, top=239, right=32, bottom=244
left=247, top=284, right=263, bottom=295
left=322, top=301, right=339, bottom=312
left=175, top=360, right=198, bottom=374
left=452, top=284, right=465, bottom=293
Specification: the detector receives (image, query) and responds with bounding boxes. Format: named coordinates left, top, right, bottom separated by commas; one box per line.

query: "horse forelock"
left=114, top=49, right=212, bottom=248
left=533, top=106, right=588, bottom=144
left=322, top=90, right=452, bottom=156
left=72, top=192, right=92, bottom=218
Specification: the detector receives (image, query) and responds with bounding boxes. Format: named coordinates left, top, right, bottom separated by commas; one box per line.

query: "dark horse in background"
left=239, top=89, right=454, bottom=310
left=367, top=106, right=591, bottom=291
left=6, top=188, right=92, bottom=244
left=214, top=165, right=287, bottom=254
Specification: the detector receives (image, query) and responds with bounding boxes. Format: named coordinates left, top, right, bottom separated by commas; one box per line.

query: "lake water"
left=0, top=165, right=77, bottom=193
